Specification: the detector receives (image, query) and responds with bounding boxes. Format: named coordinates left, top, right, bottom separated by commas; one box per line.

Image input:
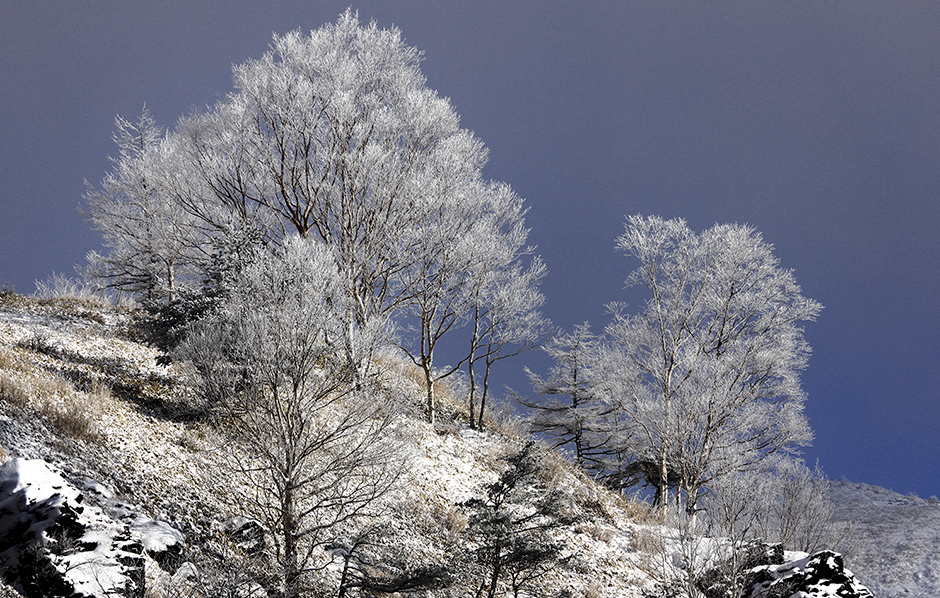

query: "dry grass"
left=536, top=447, right=572, bottom=490
left=372, top=352, right=471, bottom=423
left=632, top=526, right=667, bottom=555
left=47, top=400, right=98, bottom=440
left=56, top=379, right=109, bottom=441
left=577, top=521, right=617, bottom=543
left=177, top=424, right=210, bottom=452
left=584, top=581, right=608, bottom=598
left=0, top=373, right=30, bottom=408
left=36, top=375, right=105, bottom=441
left=0, top=347, right=20, bottom=371
left=620, top=495, right=666, bottom=527
left=32, top=371, right=74, bottom=399
left=479, top=402, right=529, bottom=439
left=0, top=288, right=31, bottom=309
left=0, top=368, right=107, bottom=443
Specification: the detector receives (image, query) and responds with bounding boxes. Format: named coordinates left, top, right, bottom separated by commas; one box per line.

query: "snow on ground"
left=0, top=296, right=663, bottom=596
left=0, top=295, right=882, bottom=597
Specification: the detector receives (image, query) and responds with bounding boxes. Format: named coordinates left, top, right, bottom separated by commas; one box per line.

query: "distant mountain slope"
left=830, top=479, right=940, bottom=597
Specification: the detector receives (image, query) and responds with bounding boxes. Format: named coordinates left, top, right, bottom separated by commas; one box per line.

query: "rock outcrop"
left=747, top=550, right=874, bottom=598
left=697, top=540, right=874, bottom=598
left=0, top=458, right=185, bottom=598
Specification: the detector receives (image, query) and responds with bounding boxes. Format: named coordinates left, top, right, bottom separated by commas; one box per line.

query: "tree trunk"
left=424, top=362, right=435, bottom=425
left=656, top=452, right=669, bottom=515
left=468, top=357, right=477, bottom=429
left=476, top=355, right=494, bottom=430
left=166, top=260, right=175, bottom=304
left=468, top=308, right=480, bottom=428
left=283, top=487, right=300, bottom=598
left=486, top=555, right=502, bottom=598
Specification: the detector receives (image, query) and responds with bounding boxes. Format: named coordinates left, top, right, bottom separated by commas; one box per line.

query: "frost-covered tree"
left=603, top=215, right=822, bottom=522
left=174, top=9, right=497, bottom=375
left=393, top=178, right=547, bottom=424
left=466, top=239, right=550, bottom=430
left=761, top=458, right=834, bottom=553
left=83, top=107, right=204, bottom=303
left=86, top=11, right=541, bottom=403
left=177, top=236, right=400, bottom=598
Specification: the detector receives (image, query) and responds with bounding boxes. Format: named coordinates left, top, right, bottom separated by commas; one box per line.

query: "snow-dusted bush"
left=33, top=272, right=107, bottom=305
left=461, top=442, right=579, bottom=598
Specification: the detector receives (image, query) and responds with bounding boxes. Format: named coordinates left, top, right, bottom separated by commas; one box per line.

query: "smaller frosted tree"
left=83, top=107, right=204, bottom=303
left=699, top=456, right=835, bottom=598
left=395, top=180, right=544, bottom=425
left=762, top=458, right=834, bottom=553
left=603, top=215, right=822, bottom=523
left=178, top=236, right=400, bottom=598
left=467, top=252, right=551, bottom=430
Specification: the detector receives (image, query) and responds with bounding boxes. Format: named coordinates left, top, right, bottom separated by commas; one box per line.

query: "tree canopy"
left=84, top=10, right=547, bottom=424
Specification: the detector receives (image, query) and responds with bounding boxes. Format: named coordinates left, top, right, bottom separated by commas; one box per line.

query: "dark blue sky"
left=2, top=1, right=939, bottom=498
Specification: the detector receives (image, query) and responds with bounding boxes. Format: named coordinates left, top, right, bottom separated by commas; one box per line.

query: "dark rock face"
left=747, top=550, right=874, bottom=598
left=222, top=516, right=266, bottom=555
left=147, top=537, right=184, bottom=573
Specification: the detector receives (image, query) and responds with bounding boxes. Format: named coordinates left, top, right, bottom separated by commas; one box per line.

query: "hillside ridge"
left=0, top=293, right=883, bottom=597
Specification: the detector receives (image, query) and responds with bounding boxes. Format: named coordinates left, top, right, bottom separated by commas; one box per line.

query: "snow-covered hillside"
left=828, top=480, right=940, bottom=597
left=0, top=293, right=877, bottom=597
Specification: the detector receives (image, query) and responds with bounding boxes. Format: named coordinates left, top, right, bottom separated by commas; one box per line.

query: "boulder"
left=747, top=550, right=875, bottom=598
left=697, top=540, right=785, bottom=598
left=0, top=459, right=184, bottom=598
left=221, top=516, right=266, bottom=555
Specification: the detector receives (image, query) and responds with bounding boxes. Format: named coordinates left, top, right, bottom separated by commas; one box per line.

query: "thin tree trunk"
left=166, top=260, right=175, bottom=304
left=476, top=354, right=494, bottom=430
left=657, top=452, right=670, bottom=515
left=283, top=487, right=300, bottom=598
left=467, top=352, right=477, bottom=430
left=486, top=553, right=502, bottom=598
left=424, top=362, right=435, bottom=425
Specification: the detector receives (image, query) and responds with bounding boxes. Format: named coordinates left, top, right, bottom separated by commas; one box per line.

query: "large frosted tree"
left=85, top=10, right=545, bottom=423
left=602, top=215, right=822, bottom=521
left=174, top=9, right=492, bottom=374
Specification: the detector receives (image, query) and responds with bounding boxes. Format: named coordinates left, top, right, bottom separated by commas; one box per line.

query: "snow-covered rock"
left=220, top=516, right=266, bottom=555
left=696, top=540, right=873, bottom=598
left=0, top=458, right=185, bottom=598
left=748, top=550, right=874, bottom=598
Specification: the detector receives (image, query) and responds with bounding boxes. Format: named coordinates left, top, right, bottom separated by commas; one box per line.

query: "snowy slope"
left=829, top=479, right=940, bottom=597
left=0, top=293, right=875, bottom=597
left=0, top=295, right=654, bottom=596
